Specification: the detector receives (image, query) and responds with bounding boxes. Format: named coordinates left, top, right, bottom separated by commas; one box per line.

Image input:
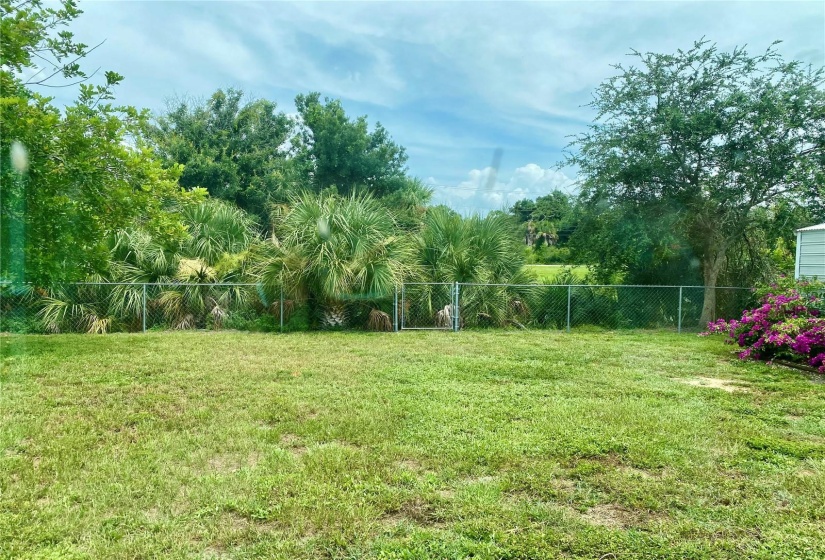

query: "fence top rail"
left=1, top=281, right=751, bottom=290
left=54, top=282, right=263, bottom=287
left=453, top=282, right=752, bottom=290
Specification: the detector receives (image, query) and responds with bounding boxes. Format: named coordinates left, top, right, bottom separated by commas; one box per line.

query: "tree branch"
left=25, top=39, right=106, bottom=87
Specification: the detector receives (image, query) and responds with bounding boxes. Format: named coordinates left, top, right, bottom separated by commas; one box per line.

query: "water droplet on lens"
left=10, top=141, right=28, bottom=173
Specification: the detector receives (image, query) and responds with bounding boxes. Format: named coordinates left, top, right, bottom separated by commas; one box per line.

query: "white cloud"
left=177, top=19, right=263, bottom=84
left=32, top=0, right=824, bottom=214
left=430, top=164, right=578, bottom=214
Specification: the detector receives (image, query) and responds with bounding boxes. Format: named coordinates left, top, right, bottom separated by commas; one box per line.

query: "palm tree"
left=179, top=199, right=259, bottom=266
left=257, top=193, right=415, bottom=328
left=416, top=207, right=532, bottom=327
left=155, top=200, right=260, bottom=328
left=35, top=199, right=261, bottom=332
left=418, top=207, right=527, bottom=284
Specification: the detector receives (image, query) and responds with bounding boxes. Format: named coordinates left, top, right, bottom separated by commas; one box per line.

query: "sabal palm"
left=39, top=200, right=261, bottom=332
left=258, top=193, right=414, bottom=325
left=158, top=200, right=259, bottom=327
left=179, top=199, right=259, bottom=267
left=419, top=207, right=526, bottom=283
left=417, top=207, right=532, bottom=326
left=36, top=228, right=174, bottom=333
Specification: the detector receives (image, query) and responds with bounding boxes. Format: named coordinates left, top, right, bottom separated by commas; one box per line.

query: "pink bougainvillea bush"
left=703, top=278, right=825, bottom=373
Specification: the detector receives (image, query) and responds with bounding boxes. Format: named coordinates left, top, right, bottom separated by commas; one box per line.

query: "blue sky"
left=43, top=1, right=825, bottom=213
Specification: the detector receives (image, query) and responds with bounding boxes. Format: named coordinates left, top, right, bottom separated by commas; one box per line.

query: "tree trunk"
left=699, top=251, right=726, bottom=327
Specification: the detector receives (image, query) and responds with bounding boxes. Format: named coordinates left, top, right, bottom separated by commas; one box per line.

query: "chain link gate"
left=399, top=282, right=459, bottom=330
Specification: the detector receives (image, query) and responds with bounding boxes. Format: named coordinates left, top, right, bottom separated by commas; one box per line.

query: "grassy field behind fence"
left=2, top=331, right=824, bottom=559
left=523, top=264, right=590, bottom=283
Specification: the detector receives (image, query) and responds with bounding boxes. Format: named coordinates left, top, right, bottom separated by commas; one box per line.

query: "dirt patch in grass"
left=280, top=433, right=300, bottom=445
left=399, top=496, right=437, bottom=524
left=463, top=475, right=497, bottom=485
left=677, top=376, right=748, bottom=392
left=552, top=477, right=577, bottom=492
left=280, top=434, right=308, bottom=456
left=382, top=496, right=444, bottom=527
left=222, top=512, right=255, bottom=532
left=207, top=451, right=262, bottom=473
left=143, top=507, right=162, bottom=522
left=582, top=504, right=637, bottom=528
left=397, top=459, right=423, bottom=472
left=619, top=466, right=658, bottom=480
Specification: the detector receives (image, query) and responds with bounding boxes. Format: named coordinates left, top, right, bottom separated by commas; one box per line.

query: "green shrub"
left=284, top=306, right=311, bottom=332
left=525, top=245, right=572, bottom=264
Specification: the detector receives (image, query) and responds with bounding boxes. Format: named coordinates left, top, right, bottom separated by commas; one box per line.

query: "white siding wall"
left=797, top=230, right=825, bottom=279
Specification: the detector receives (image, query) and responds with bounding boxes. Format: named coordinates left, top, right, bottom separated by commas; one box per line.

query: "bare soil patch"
left=380, top=496, right=445, bottom=527
left=619, top=466, right=657, bottom=480
left=582, top=504, right=637, bottom=528
left=207, top=451, right=261, bottom=473
left=676, top=376, right=748, bottom=392
left=279, top=434, right=308, bottom=457
left=397, top=459, right=422, bottom=471
left=436, top=488, right=455, bottom=499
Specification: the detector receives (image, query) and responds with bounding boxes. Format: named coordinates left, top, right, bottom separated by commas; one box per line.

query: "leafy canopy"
left=293, top=93, right=409, bottom=198
left=419, top=206, right=527, bottom=284
left=565, top=40, right=825, bottom=320
left=1, top=0, right=188, bottom=285
left=150, top=88, right=294, bottom=223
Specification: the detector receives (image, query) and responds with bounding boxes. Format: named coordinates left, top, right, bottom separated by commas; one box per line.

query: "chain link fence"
left=0, top=282, right=754, bottom=334
left=445, top=283, right=753, bottom=332
left=1, top=282, right=285, bottom=334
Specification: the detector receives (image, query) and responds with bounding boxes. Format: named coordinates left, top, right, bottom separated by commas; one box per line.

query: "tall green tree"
left=1, top=0, right=187, bottom=286
left=510, top=199, right=537, bottom=223
left=150, top=89, right=295, bottom=223
left=510, top=191, right=575, bottom=252
left=532, top=191, right=572, bottom=223
left=293, top=93, right=409, bottom=198
left=569, top=203, right=700, bottom=285
left=565, top=40, right=825, bottom=324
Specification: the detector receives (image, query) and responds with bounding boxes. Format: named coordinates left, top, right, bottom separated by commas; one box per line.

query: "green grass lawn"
left=2, top=331, right=824, bottom=559
left=524, top=264, right=589, bottom=283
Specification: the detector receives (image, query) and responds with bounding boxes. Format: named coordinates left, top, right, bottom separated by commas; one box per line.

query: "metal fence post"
left=401, top=284, right=405, bottom=330
left=677, top=286, right=683, bottom=333
left=393, top=285, right=399, bottom=332
left=280, top=286, right=284, bottom=333
left=566, top=285, right=572, bottom=333
left=453, top=282, right=460, bottom=332
left=142, top=283, right=147, bottom=333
